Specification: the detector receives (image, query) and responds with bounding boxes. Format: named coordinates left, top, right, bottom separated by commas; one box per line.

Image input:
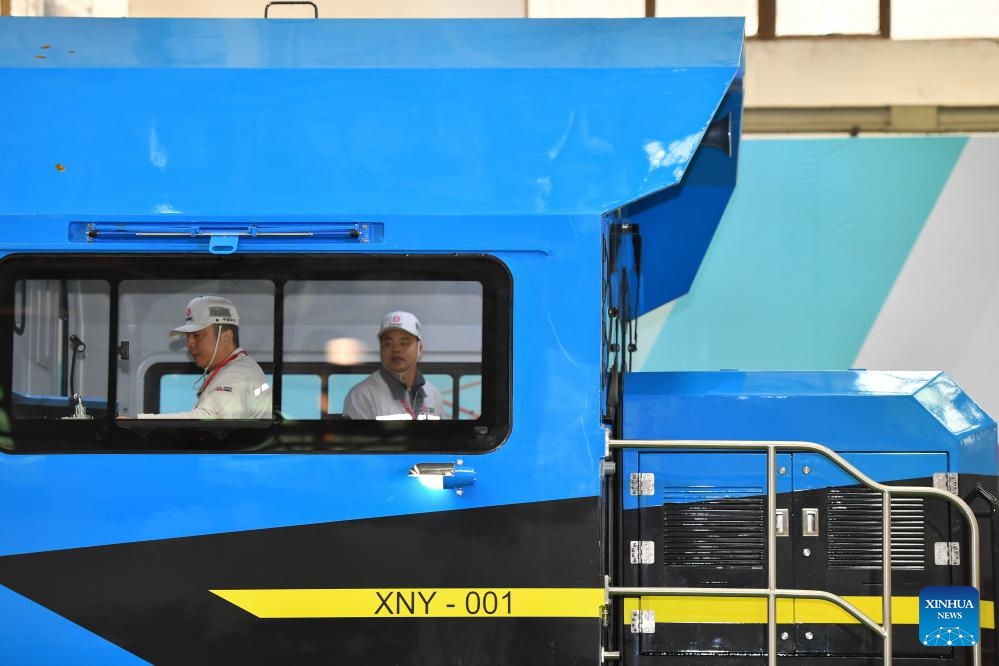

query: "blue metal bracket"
left=208, top=235, right=239, bottom=254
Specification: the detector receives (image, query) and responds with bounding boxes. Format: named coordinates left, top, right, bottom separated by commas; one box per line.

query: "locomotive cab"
left=0, top=15, right=994, bottom=666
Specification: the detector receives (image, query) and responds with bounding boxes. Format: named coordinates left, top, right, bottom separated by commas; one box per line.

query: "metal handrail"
left=606, top=438, right=982, bottom=666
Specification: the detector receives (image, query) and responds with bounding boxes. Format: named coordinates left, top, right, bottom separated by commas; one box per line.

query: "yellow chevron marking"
left=622, top=597, right=995, bottom=629
left=211, top=588, right=605, bottom=619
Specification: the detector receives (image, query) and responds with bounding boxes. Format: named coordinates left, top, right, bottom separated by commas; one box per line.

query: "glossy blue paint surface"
left=0, top=227, right=607, bottom=555
left=0, top=18, right=745, bottom=69
left=0, top=585, right=149, bottom=665
left=621, top=370, right=997, bottom=509
left=0, top=19, right=735, bottom=556
left=624, top=448, right=948, bottom=511
left=0, top=16, right=743, bottom=560
left=626, top=77, right=743, bottom=314
left=0, top=17, right=743, bottom=218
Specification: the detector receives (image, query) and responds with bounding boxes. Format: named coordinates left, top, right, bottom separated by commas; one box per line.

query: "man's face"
left=186, top=326, right=221, bottom=370
left=379, top=329, right=420, bottom=377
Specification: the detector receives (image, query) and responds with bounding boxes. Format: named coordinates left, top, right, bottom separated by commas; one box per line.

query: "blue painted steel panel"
left=626, top=79, right=743, bottom=314
left=793, top=451, right=947, bottom=493
left=635, top=451, right=785, bottom=511
left=0, top=17, right=743, bottom=219
left=0, top=18, right=745, bottom=69
left=0, top=14, right=744, bottom=561
left=623, top=451, right=948, bottom=511
left=0, top=238, right=608, bottom=554
left=0, top=585, right=149, bottom=665
left=623, top=370, right=997, bottom=476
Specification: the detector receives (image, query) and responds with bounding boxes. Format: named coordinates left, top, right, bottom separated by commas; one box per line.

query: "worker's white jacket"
left=138, top=348, right=272, bottom=419
left=342, top=368, right=446, bottom=420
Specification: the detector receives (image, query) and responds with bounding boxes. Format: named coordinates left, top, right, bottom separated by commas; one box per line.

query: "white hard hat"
left=171, top=295, right=240, bottom=334
left=378, top=311, right=421, bottom=340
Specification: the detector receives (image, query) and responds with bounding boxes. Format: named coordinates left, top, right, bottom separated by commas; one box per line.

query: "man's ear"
left=417, top=340, right=423, bottom=361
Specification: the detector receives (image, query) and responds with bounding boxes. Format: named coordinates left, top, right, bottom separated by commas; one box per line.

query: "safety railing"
left=603, top=439, right=982, bottom=666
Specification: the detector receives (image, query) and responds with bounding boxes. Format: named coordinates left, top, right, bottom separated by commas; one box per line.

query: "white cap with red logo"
left=171, top=295, right=240, bottom=334
left=378, top=311, right=422, bottom=340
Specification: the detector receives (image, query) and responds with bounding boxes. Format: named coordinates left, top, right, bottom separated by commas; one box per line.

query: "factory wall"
left=637, top=134, right=999, bottom=420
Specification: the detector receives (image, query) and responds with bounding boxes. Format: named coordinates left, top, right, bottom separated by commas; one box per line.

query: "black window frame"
left=0, top=253, right=512, bottom=453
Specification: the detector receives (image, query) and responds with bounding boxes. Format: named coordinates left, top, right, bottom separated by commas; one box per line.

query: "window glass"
left=1, top=254, right=510, bottom=453
left=457, top=374, right=482, bottom=420
left=161, top=373, right=320, bottom=420
left=117, top=279, right=274, bottom=419
left=776, top=0, right=879, bottom=36
left=893, top=0, right=999, bottom=39
left=283, top=280, right=483, bottom=421
left=424, top=374, right=455, bottom=420
left=159, top=374, right=199, bottom=414
left=656, top=0, right=758, bottom=36
left=11, top=279, right=110, bottom=420
left=328, top=374, right=369, bottom=417
left=279, top=374, right=323, bottom=421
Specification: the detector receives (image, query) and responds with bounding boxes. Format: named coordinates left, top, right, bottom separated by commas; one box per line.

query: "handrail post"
left=767, top=445, right=778, bottom=666
left=882, top=488, right=893, bottom=663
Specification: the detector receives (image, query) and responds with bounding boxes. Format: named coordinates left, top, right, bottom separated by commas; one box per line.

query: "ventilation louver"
left=662, top=487, right=765, bottom=567
left=827, top=488, right=925, bottom=570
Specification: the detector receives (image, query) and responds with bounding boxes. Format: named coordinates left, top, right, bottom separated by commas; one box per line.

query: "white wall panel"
left=856, top=136, right=999, bottom=418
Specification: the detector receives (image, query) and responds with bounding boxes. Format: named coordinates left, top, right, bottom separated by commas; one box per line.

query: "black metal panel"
left=620, top=479, right=989, bottom=665
left=790, top=480, right=954, bottom=659
left=0, top=498, right=600, bottom=665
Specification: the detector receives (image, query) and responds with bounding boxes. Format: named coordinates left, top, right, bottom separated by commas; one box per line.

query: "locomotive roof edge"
left=0, top=17, right=744, bottom=216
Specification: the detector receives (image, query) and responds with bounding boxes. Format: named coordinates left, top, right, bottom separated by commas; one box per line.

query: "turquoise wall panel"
left=641, top=136, right=968, bottom=371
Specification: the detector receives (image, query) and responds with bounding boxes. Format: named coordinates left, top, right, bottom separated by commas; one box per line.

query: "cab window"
left=0, top=254, right=510, bottom=453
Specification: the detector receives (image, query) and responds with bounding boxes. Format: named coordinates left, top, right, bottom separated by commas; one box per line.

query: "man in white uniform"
left=343, top=311, right=446, bottom=420
left=138, top=295, right=272, bottom=419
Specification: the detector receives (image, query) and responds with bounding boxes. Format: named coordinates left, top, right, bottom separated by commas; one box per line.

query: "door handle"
left=776, top=508, right=789, bottom=537
left=802, top=507, right=819, bottom=536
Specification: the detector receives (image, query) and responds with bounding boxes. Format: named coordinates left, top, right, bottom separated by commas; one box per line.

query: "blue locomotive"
left=0, top=15, right=994, bottom=666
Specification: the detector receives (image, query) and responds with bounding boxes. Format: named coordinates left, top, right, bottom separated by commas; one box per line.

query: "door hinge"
left=631, top=609, right=656, bottom=634
left=935, top=542, right=961, bottom=565
left=630, top=540, right=656, bottom=564
left=932, top=472, right=959, bottom=494
left=629, top=472, right=655, bottom=496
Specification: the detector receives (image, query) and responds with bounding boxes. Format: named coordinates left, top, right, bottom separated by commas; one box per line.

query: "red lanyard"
left=198, top=350, right=244, bottom=396
left=399, top=399, right=416, bottom=419
left=399, top=392, right=428, bottom=419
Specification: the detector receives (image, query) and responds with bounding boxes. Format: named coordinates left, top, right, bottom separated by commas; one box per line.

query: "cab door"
left=620, top=449, right=795, bottom=663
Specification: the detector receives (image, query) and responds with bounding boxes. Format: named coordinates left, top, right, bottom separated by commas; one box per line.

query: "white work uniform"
left=343, top=368, right=446, bottom=420
left=138, top=348, right=272, bottom=419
